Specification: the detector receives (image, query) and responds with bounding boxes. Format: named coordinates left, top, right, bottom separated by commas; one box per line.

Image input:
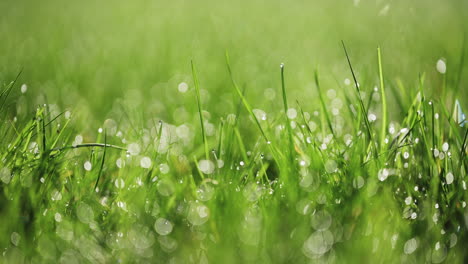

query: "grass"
left=0, top=0, right=468, bottom=263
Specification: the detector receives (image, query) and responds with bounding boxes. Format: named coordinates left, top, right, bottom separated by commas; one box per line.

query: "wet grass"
left=0, top=0, right=468, bottom=263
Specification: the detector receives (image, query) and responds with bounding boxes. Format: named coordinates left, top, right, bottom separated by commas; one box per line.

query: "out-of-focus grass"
left=0, top=0, right=467, bottom=263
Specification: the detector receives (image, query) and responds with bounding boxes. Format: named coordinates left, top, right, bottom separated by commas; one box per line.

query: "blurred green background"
left=1, top=0, right=466, bottom=126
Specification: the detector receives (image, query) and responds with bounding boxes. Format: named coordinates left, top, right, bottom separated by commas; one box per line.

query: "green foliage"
left=0, top=0, right=467, bottom=263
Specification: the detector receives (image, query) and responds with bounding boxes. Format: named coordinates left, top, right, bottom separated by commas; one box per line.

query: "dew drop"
left=436, top=59, right=446, bottom=74
left=10, top=232, right=21, bottom=246
left=140, top=156, right=152, bottom=169
left=0, top=167, right=12, bottom=184
left=127, top=143, right=141, bottom=156
left=76, top=202, right=94, bottom=224
left=404, top=238, right=418, bottom=254
left=446, top=172, right=454, bottom=185
left=21, top=84, right=27, bottom=94
left=178, top=82, right=188, bottom=93
left=199, top=160, right=215, bottom=174
left=310, top=210, right=332, bottom=231
left=442, top=142, right=449, bottom=152
left=84, top=161, right=92, bottom=171
left=115, top=178, right=125, bottom=189
left=154, top=218, right=173, bottom=235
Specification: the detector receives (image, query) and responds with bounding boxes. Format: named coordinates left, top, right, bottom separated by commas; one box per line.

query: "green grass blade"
left=225, top=51, right=270, bottom=144
left=191, top=60, right=210, bottom=160
left=377, top=47, right=387, bottom=151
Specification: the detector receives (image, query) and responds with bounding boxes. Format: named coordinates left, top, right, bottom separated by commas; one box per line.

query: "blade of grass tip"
left=94, top=131, right=107, bottom=190
left=0, top=69, right=23, bottom=117
left=191, top=60, right=209, bottom=160
left=225, top=51, right=270, bottom=144
left=377, top=47, right=388, bottom=151
left=280, top=63, right=294, bottom=161
left=314, top=68, right=335, bottom=137
left=418, top=73, right=427, bottom=126
left=342, top=41, right=376, bottom=150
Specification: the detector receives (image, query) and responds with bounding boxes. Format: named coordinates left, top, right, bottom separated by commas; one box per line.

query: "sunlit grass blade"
left=280, top=63, right=294, bottom=163
left=314, top=68, right=335, bottom=137
left=342, top=41, right=378, bottom=159
left=377, top=47, right=387, bottom=151
left=191, top=60, right=210, bottom=160
left=225, top=51, right=269, bottom=144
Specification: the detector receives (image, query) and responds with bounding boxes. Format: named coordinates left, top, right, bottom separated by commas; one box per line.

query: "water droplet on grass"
left=20, top=84, right=27, bottom=94
left=127, top=143, right=141, bottom=156
left=324, top=160, right=337, bottom=173
left=0, top=167, right=12, bottom=184
left=431, top=241, right=447, bottom=263
left=187, top=202, right=210, bottom=226
left=159, top=163, right=170, bottom=174
left=446, top=172, right=454, bottom=185
left=378, top=168, right=396, bottom=181
left=303, top=230, right=334, bottom=257
left=178, top=82, right=188, bottom=93
left=154, top=218, right=173, bottom=235
left=196, top=183, right=215, bottom=201
left=140, top=156, right=152, bottom=168
left=54, top=213, right=62, bottom=222
left=51, top=189, right=62, bottom=201
left=353, top=176, right=365, bottom=189
left=10, top=232, right=21, bottom=246
left=436, top=59, right=446, bottom=74
left=116, top=158, right=124, bottom=168
left=129, top=224, right=155, bottom=249
left=157, top=179, right=174, bottom=196
left=311, top=210, right=332, bottom=231
left=64, top=111, right=71, bottom=119
left=403, top=152, right=410, bottom=159
left=76, top=202, right=94, bottom=224
left=368, top=113, right=377, bottom=122
left=442, top=142, right=449, bottom=152
left=253, top=109, right=267, bottom=121
left=296, top=199, right=312, bottom=215
left=199, top=160, right=215, bottom=174
left=449, top=233, right=457, bottom=248
left=158, top=236, right=178, bottom=252
left=84, top=161, right=92, bottom=171
left=287, top=108, right=297, bottom=119
left=115, top=178, right=125, bottom=189
left=243, top=182, right=263, bottom=201
left=404, top=238, right=418, bottom=254
left=405, top=196, right=412, bottom=205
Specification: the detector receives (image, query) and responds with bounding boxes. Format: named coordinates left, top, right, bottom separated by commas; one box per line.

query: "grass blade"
left=225, top=51, right=270, bottom=144
left=377, top=47, right=388, bottom=151
left=191, top=60, right=210, bottom=160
